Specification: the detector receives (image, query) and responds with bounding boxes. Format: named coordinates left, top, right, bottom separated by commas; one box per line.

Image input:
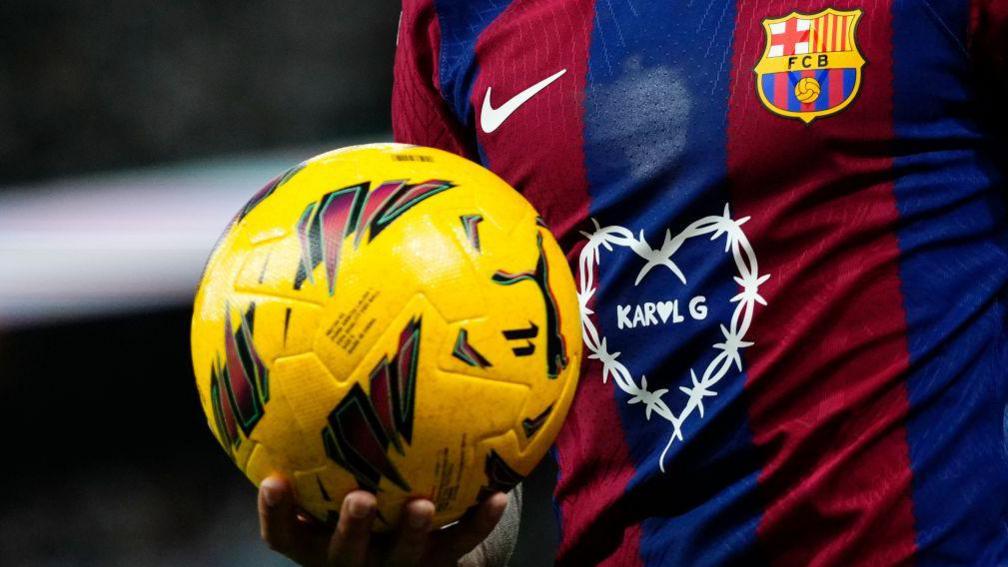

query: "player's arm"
left=391, top=0, right=476, bottom=159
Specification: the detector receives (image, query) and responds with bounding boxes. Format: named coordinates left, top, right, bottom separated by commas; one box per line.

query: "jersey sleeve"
left=392, top=0, right=475, bottom=158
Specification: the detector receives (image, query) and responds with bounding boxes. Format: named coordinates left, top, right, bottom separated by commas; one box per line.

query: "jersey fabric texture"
left=392, top=0, right=1008, bottom=565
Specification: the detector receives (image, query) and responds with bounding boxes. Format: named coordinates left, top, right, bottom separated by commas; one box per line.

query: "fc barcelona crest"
left=755, top=8, right=865, bottom=123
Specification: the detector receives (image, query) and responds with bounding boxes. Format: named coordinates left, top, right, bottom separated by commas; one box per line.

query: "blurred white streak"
left=0, top=141, right=377, bottom=326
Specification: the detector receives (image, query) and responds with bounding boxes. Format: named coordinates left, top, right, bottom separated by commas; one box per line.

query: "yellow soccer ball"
left=191, top=143, right=581, bottom=529
left=795, top=77, right=821, bottom=104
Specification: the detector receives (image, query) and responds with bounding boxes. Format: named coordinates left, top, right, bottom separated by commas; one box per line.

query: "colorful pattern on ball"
left=522, top=404, right=554, bottom=439
left=191, top=144, right=583, bottom=530
left=209, top=303, right=270, bottom=454
left=321, top=317, right=422, bottom=492
left=478, top=450, right=526, bottom=502
left=460, top=214, right=484, bottom=252
left=294, top=179, right=455, bottom=295
left=492, top=232, right=569, bottom=378
left=452, top=328, right=493, bottom=368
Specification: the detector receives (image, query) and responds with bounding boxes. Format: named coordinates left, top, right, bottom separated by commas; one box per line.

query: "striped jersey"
left=391, top=0, right=1008, bottom=565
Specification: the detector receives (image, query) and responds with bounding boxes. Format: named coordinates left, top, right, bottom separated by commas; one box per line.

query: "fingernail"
left=349, top=497, right=374, bottom=519
left=409, top=501, right=434, bottom=529
left=261, top=481, right=282, bottom=507
left=486, top=494, right=507, bottom=522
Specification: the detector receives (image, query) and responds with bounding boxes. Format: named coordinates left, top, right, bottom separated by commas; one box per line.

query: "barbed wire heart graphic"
left=577, top=204, right=768, bottom=471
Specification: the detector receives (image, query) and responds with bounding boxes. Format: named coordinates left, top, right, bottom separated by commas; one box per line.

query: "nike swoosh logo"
left=480, top=69, right=567, bottom=134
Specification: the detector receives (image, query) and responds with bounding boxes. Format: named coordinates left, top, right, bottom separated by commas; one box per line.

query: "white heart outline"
left=577, top=204, right=769, bottom=472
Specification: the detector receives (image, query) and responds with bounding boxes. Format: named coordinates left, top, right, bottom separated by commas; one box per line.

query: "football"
left=191, top=143, right=582, bottom=529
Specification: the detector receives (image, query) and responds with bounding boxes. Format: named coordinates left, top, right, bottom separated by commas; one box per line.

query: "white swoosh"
left=480, top=69, right=567, bottom=134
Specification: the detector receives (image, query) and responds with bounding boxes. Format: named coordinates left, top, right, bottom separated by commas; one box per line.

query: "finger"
left=434, top=492, right=509, bottom=560
left=258, top=476, right=298, bottom=555
left=259, top=477, right=331, bottom=566
left=384, top=499, right=435, bottom=566
left=328, top=491, right=377, bottom=567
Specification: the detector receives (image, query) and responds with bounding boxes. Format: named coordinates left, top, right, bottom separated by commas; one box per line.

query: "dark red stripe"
left=392, top=0, right=478, bottom=161
left=727, top=2, right=917, bottom=565
left=472, top=0, right=597, bottom=250
left=829, top=68, right=844, bottom=108
left=774, top=71, right=789, bottom=111
left=838, top=15, right=846, bottom=50
left=470, top=1, right=642, bottom=564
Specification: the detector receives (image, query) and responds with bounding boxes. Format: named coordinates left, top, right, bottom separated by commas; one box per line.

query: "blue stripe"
left=815, top=69, right=830, bottom=111
left=843, top=68, right=855, bottom=100
left=762, top=73, right=776, bottom=108
left=582, top=1, right=765, bottom=565
left=433, top=0, right=513, bottom=128
left=891, top=0, right=1008, bottom=563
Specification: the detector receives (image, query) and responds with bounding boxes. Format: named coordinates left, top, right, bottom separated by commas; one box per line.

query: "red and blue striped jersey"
left=392, top=0, right=1008, bottom=565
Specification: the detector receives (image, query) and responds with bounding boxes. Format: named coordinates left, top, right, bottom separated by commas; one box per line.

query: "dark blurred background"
left=0, top=1, right=395, bottom=182
left=0, top=2, right=555, bottom=565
